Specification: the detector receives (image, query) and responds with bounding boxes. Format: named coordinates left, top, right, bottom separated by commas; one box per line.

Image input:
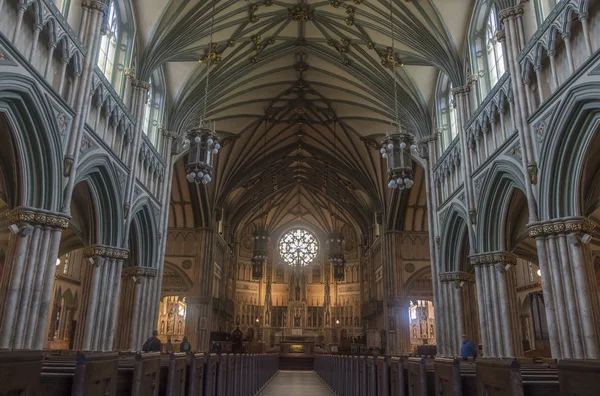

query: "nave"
left=258, top=371, right=332, bottom=396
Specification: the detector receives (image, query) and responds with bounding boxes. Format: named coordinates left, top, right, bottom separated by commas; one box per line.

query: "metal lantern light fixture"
left=380, top=126, right=417, bottom=190
left=252, top=229, right=269, bottom=280
left=184, top=122, right=220, bottom=184
left=328, top=231, right=345, bottom=281
left=380, top=0, right=417, bottom=190
left=184, top=0, right=219, bottom=185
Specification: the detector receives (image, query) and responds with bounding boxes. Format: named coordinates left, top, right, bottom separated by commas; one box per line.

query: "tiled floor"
left=258, top=371, right=333, bottom=395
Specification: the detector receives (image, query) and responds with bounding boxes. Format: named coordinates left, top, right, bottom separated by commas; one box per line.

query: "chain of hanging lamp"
left=329, top=120, right=345, bottom=281
left=380, top=0, right=418, bottom=190
left=184, top=0, right=221, bottom=185
left=252, top=118, right=270, bottom=279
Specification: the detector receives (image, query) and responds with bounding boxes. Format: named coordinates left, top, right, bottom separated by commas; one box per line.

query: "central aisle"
left=258, top=371, right=333, bottom=396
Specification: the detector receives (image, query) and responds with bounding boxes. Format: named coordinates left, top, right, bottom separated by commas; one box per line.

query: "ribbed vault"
left=149, top=0, right=469, bottom=238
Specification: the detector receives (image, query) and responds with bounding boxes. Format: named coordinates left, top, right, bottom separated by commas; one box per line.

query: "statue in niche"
left=412, top=324, right=418, bottom=338
left=294, top=316, right=300, bottom=327
left=388, top=317, right=395, bottom=331
left=167, top=310, right=175, bottom=333
left=295, top=283, right=300, bottom=301
left=430, top=324, right=434, bottom=337
left=326, top=312, right=330, bottom=326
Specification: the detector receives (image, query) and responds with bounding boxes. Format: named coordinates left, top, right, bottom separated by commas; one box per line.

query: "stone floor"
left=258, top=371, right=333, bottom=395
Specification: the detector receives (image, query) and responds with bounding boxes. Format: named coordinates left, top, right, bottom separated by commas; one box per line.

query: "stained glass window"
left=279, top=229, right=318, bottom=266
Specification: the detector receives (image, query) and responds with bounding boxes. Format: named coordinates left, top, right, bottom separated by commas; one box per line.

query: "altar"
left=279, top=333, right=316, bottom=356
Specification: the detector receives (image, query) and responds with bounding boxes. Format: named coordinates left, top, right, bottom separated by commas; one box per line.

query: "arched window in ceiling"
left=435, top=75, right=459, bottom=152
left=485, top=7, right=505, bottom=89
left=142, top=71, right=166, bottom=150
left=96, top=0, right=134, bottom=96
left=534, top=0, right=558, bottom=26
left=55, top=0, right=70, bottom=17
left=470, top=3, right=506, bottom=101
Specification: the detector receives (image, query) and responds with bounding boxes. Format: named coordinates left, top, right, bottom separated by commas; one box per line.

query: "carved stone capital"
left=6, top=207, right=70, bottom=229
left=498, top=5, right=524, bottom=22
left=131, top=78, right=151, bottom=90
left=469, top=251, right=517, bottom=266
left=162, top=129, right=178, bottom=140
left=527, top=163, right=538, bottom=185
left=516, top=281, right=542, bottom=293
left=439, top=271, right=475, bottom=284
left=528, top=217, right=595, bottom=238
left=82, top=245, right=129, bottom=260
left=124, top=68, right=136, bottom=79
left=122, top=266, right=157, bottom=280
left=81, top=0, right=108, bottom=13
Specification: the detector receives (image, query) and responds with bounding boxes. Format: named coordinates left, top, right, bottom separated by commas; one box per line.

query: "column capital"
left=81, top=0, right=108, bottom=14
left=122, top=266, right=157, bottom=280
left=469, top=251, right=517, bottom=266
left=452, top=85, right=470, bottom=97
left=131, top=78, right=151, bottom=90
left=528, top=217, right=595, bottom=238
left=498, top=5, right=524, bottom=22
left=439, top=271, right=474, bottom=284
left=5, top=206, right=70, bottom=230
left=82, top=244, right=129, bottom=260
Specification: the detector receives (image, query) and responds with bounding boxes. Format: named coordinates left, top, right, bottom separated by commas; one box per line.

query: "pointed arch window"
left=485, top=7, right=505, bottom=88
left=534, top=0, right=558, bottom=26
left=55, top=0, right=71, bottom=17
left=449, top=86, right=458, bottom=140
left=143, top=80, right=152, bottom=136
left=97, top=2, right=118, bottom=83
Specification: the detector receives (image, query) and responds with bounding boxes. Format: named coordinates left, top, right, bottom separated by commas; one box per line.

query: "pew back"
left=0, top=351, right=42, bottom=395
left=475, top=359, right=523, bottom=396
left=434, top=358, right=462, bottom=396
left=558, top=359, right=600, bottom=396
left=71, top=352, right=119, bottom=396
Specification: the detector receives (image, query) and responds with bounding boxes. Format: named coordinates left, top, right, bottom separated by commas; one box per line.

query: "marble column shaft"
left=529, top=218, right=600, bottom=359
left=73, top=246, right=127, bottom=351
left=439, top=272, right=476, bottom=356
left=470, top=253, right=522, bottom=358
left=0, top=208, right=68, bottom=350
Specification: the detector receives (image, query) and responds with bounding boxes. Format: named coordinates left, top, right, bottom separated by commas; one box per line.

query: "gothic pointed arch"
left=476, top=160, right=527, bottom=252
left=0, top=74, right=64, bottom=212
left=161, top=261, right=193, bottom=296
left=440, top=204, right=472, bottom=273
left=72, top=155, right=125, bottom=247
left=538, top=82, right=600, bottom=219
left=128, top=199, right=160, bottom=267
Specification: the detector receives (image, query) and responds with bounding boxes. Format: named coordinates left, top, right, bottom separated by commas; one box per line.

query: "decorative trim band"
left=439, top=271, right=475, bottom=283
left=516, top=282, right=542, bottom=293
left=469, top=252, right=517, bottom=266
left=122, top=266, right=157, bottom=279
left=186, top=295, right=212, bottom=305
left=6, top=207, right=70, bottom=229
left=528, top=217, right=595, bottom=238
left=83, top=245, right=129, bottom=260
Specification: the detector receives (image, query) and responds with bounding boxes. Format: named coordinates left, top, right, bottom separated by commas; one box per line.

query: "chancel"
left=1, top=0, right=600, bottom=395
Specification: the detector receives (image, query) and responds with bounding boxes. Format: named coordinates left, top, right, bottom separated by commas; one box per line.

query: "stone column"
left=115, top=266, right=157, bottom=350
left=439, top=272, right=476, bottom=356
left=0, top=207, right=69, bottom=350
left=470, top=252, right=523, bottom=357
left=184, top=227, right=216, bottom=352
left=72, top=245, right=128, bottom=351
left=386, top=299, right=411, bottom=355
left=529, top=218, right=600, bottom=359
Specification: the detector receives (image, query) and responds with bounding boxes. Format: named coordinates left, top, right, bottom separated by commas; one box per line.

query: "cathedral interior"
left=1, top=0, right=600, bottom=394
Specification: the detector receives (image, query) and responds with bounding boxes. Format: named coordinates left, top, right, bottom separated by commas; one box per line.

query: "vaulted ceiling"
left=147, top=0, right=474, bottom=238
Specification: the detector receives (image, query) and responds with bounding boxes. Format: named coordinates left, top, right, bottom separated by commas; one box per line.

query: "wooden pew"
left=377, top=356, right=389, bottom=396
left=475, top=359, right=523, bottom=396
left=434, top=358, right=462, bottom=396
left=159, top=352, right=187, bottom=396
left=0, top=351, right=42, bottom=395
left=406, top=357, right=434, bottom=396
left=216, top=353, right=228, bottom=396
left=131, top=352, right=161, bottom=396
left=71, top=352, right=119, bottom=396
left=558, top=359, right=600, bottom=396
left=187, top=352, right=205, bottom=396
left=203, top=353, right=218, bottom=396
left=389, top=356, right=407, bottom=396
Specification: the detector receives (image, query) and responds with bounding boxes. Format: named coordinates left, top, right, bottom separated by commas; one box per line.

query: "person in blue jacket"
left=460, top=334, right=477, bottom=359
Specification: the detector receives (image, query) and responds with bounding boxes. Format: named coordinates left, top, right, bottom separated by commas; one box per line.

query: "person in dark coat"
left=143, top=330, right=162, bottom=352
left=180, top=336, right=191, bottom=353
